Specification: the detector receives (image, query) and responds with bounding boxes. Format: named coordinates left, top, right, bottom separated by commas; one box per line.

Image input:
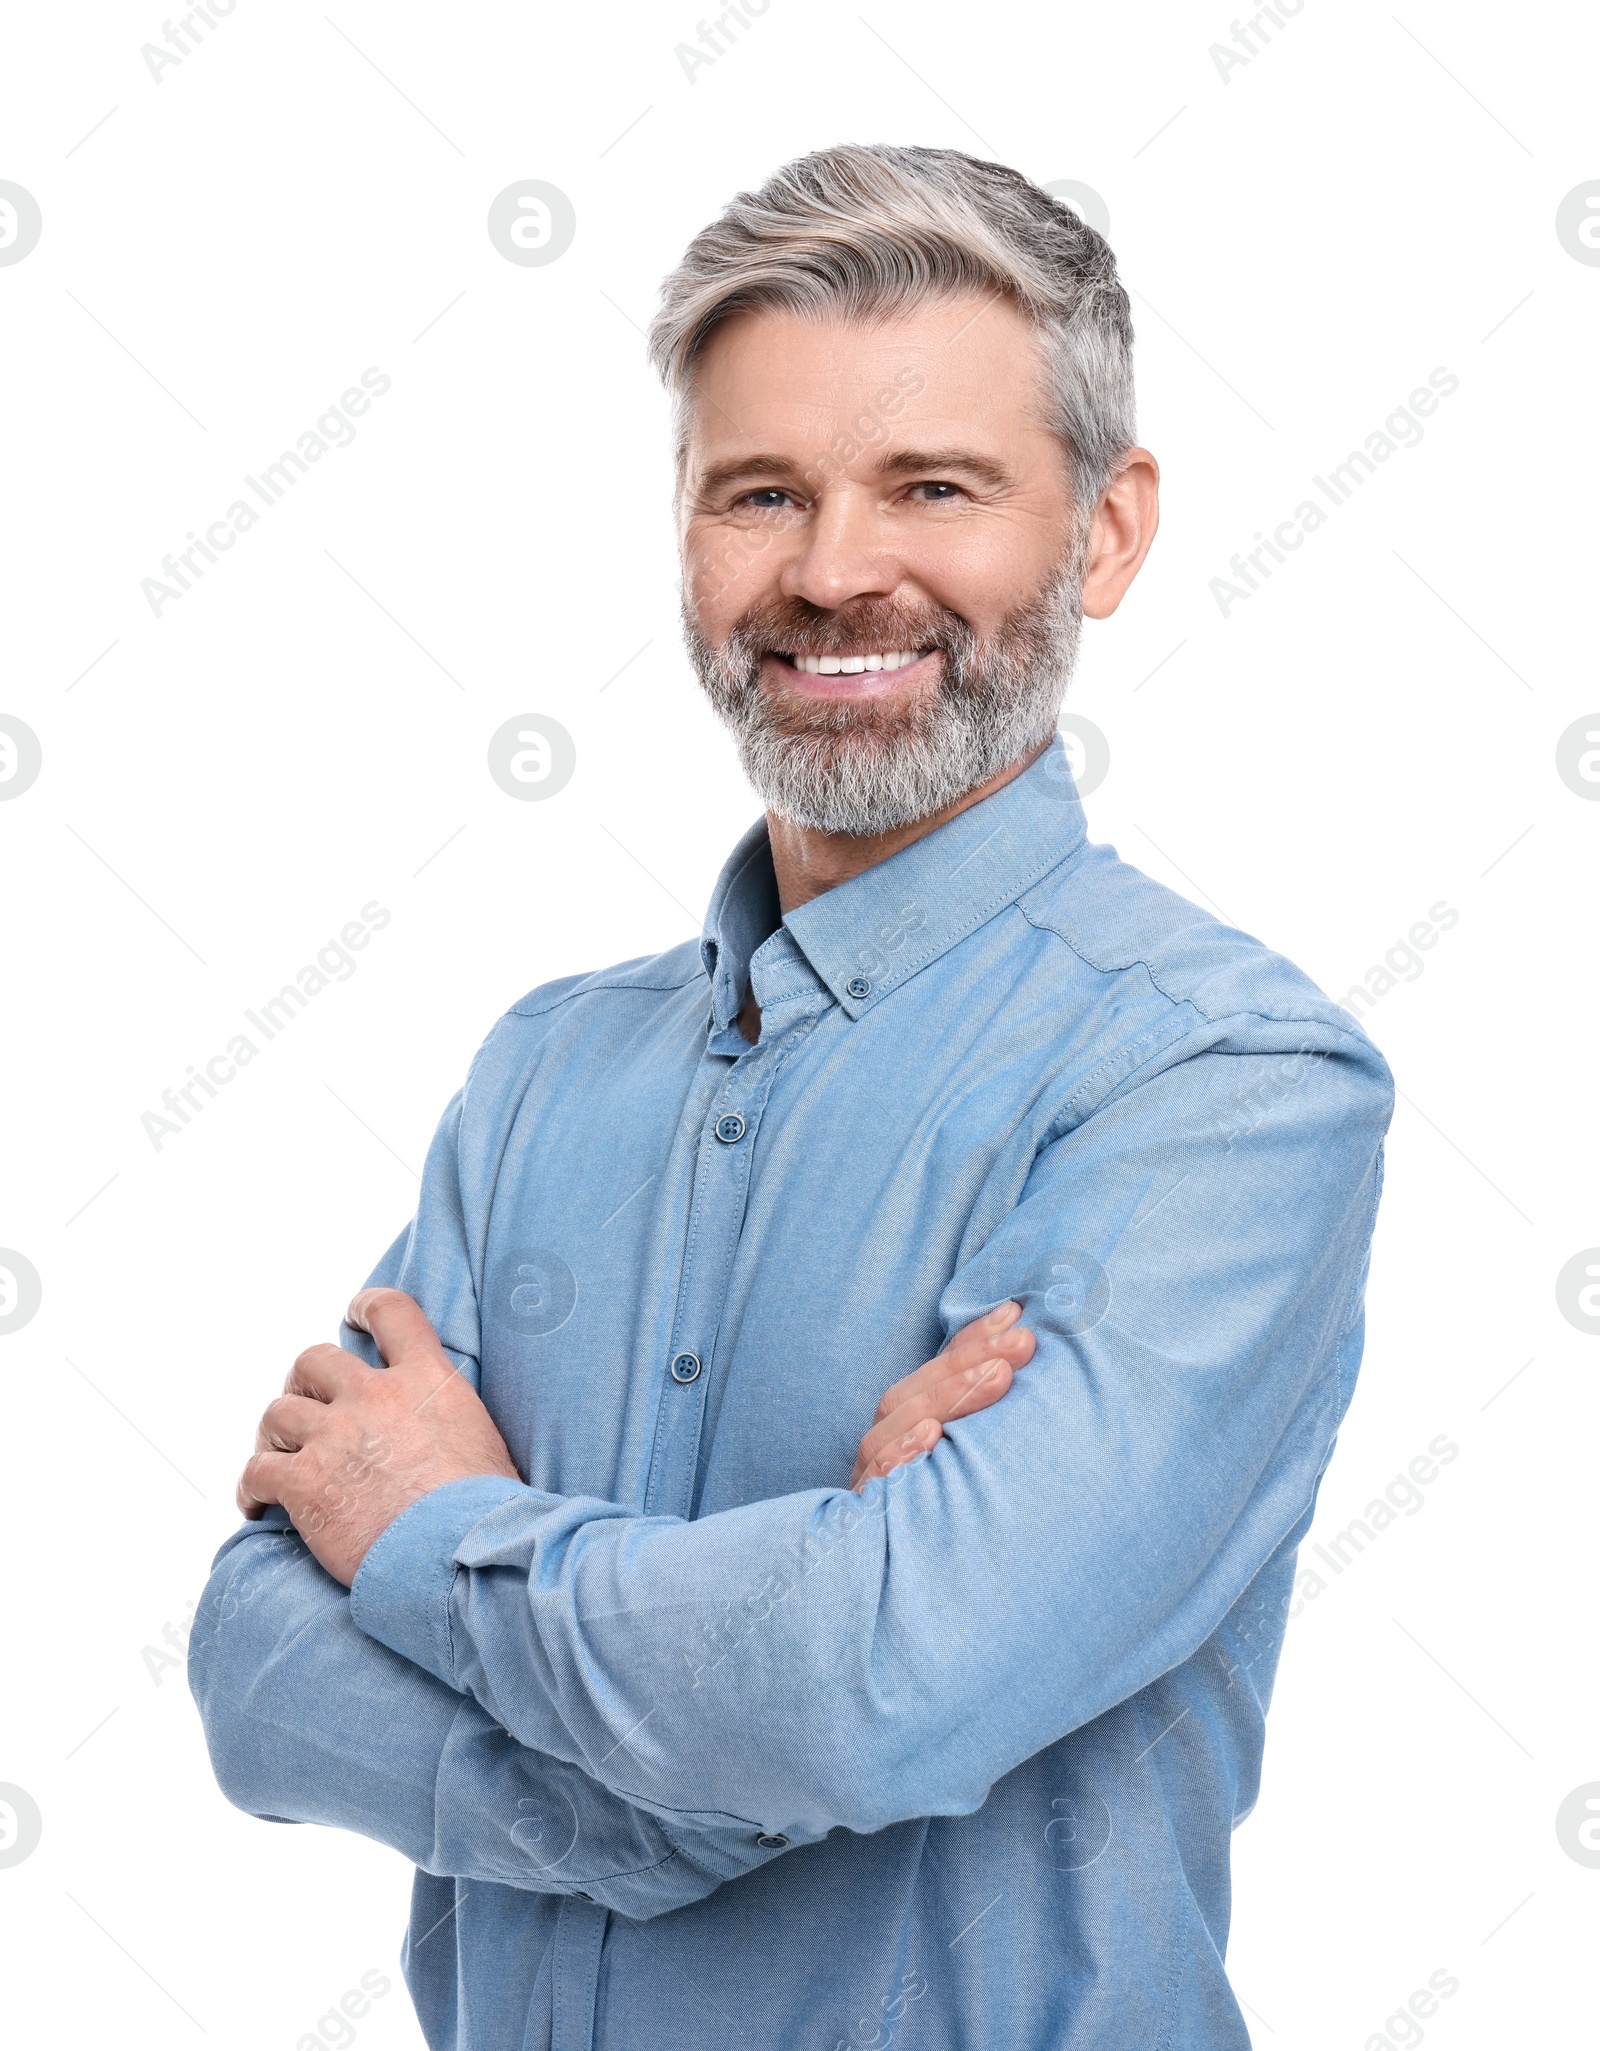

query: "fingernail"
left=986, top=1300, right=1020, bottom=1328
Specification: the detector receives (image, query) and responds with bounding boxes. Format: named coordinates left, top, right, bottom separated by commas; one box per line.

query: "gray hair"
left=647, top=143, right=1136, bottom=512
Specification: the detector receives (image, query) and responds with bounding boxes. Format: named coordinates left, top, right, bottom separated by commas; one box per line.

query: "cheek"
left=902, top=522, right=1053, bottom=635
left=684, top=520, right=787, bottom=628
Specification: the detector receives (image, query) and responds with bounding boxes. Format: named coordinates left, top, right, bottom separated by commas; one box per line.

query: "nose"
left=778, top=484, right=901, bottom=613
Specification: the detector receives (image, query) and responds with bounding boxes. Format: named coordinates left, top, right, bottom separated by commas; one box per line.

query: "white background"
left=1, top=0, right=1595, bottom=2044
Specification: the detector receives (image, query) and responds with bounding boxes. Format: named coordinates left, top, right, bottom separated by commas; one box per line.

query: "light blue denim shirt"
left=191, top=739, right=1393, bottom=2051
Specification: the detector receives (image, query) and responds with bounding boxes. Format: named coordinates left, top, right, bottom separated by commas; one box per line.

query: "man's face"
left=678, top=293, right=1089, bottom=835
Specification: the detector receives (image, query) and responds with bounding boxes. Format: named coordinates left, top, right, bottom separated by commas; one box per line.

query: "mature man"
left=192, top=145, right=1393, bottom=2051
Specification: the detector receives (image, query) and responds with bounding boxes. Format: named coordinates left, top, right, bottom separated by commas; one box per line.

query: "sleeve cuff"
left=349, top=1473, right=532, bottom=1685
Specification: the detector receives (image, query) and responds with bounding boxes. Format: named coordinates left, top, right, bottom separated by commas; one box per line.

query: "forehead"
left=682, top=292, right=1052, bottom=468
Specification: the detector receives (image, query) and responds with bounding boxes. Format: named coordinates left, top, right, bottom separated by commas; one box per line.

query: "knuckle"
left=288, top=1343, right=335, bottom=1388
left=351, top=1286, right=408, bottom=1327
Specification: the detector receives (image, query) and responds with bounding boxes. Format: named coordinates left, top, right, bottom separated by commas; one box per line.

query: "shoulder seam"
left=1013, top=894, right=1200, bottom=1011
left=1014, top=896, right=1369, bottom=1038
left=1044, top=1004, right=1387, bottom=1138
left=510, top=972, right=703, bottom=1022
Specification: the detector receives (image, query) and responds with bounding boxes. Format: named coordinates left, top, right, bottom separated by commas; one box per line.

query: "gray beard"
left=682, top=549, right=1089, bottom=836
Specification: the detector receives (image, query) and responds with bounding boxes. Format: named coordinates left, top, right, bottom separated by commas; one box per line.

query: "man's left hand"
left=237, top=1288, right=521, bottom=1587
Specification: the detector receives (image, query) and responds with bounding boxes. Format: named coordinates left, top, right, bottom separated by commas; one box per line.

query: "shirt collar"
left=700, top=819, right=783, bottom=1031
left=701, top=737, right=1087, bottom=1025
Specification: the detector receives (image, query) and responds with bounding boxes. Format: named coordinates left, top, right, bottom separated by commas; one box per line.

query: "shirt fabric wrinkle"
left=190, top=737, right=1393, bottom=2051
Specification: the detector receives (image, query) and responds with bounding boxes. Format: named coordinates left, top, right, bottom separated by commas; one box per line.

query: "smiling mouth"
left=772, top=649, right=932, bottom=676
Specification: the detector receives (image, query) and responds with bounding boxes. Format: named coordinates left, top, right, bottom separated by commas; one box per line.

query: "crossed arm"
left=190, top=1297, right=1030, bottom=1916
left=192, top=1024, right=1391, bottom=1911
left=234, top=1290, right=1034, bottom=1585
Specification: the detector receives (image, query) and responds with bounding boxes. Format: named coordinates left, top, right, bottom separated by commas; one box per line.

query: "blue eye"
left=741, top=489, right=790, bottom=509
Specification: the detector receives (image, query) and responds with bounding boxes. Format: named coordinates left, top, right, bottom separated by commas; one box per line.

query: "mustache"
left=724, top=598, right=974, bottom=661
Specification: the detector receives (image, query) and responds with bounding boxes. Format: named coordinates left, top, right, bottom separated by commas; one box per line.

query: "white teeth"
left=787, top=650, right=925, bottom=675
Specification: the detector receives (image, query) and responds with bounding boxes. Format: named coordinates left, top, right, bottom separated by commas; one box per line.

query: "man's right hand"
left=851, top=1302, right=1035, bottom=1490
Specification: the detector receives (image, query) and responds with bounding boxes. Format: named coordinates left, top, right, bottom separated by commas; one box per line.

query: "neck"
left=764, top=738, right=1051, bottom=914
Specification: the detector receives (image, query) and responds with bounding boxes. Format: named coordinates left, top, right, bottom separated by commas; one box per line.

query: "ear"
left=1081, top=449, right=1160, bottom=620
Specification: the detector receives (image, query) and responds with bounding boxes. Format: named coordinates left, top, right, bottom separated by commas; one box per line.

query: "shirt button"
left=845, top=975, right=871, bottom=999
left=755, top=1833, right=789, bottom=1850
left=670, top=1351, right=702, bottom=1384
left=714, top=1112, right=746, bottom=1144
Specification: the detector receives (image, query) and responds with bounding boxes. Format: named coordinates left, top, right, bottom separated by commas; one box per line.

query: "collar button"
left=845, top=975, right=872, bottom=1000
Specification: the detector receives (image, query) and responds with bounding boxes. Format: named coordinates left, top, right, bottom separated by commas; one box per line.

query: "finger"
left=939, top=1303, right=1032, bottom=1379
left=872, top=1305, right=1032, bottom=1423
left=935, top=1350, right=1020, bottom=1422
left=255, top=1393, right=328, bottom=1456
left=346, top=1288, right=451, bottom=1378
left=858, top=1345, right=1025, bottom=1478
left=854, top=1416, right=940, bottom=1490
left=285, top=1343, right=370, bottom=1402
left=853, top=1357, right=1016, bottom=1484
left=853, top=1363, right=1012, bottom=1487
left=237, top=1448, right=295, bottom=1518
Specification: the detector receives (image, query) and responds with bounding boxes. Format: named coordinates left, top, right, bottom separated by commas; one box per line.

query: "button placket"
left=639, top=998, right=817, bottom=1522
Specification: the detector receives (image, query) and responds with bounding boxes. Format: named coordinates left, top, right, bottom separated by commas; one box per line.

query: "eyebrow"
left=874, top=446, right=1012, bottom=491
left=693, top=454, right=809, bottom=498
left=693, top=443, right=1014, bottom=500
